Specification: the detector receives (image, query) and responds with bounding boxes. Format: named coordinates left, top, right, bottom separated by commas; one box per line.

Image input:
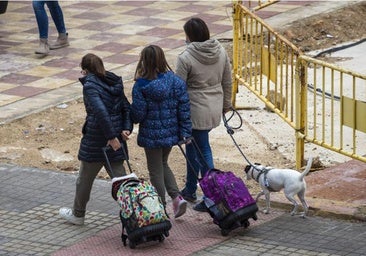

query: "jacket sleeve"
left=175, top=54, right=190, bottom=82
left=130, top=81, right=147, bottom=124
left=120, top=85, right=133, bottom=132
left=83, top=82, right=117, bottom=140
left=175, top=76, right=192, bottom=139
left=222, top=50, right=233, bottom=110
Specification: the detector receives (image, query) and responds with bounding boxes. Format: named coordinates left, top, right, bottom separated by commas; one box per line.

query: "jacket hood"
left=102, top=71, right=123, bottom=86
left=186, top=39, right=221, bottom=65
left=79, top=71, right=123, bottom=96
left=137, top=72, right=173, bottom=101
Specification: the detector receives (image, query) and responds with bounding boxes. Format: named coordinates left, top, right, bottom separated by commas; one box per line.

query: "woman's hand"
left=121, top=130, right=130, bottom=141
left=107, top=137, right=121, bottom=151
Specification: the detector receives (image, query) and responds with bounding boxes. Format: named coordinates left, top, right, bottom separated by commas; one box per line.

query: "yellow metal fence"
left=232, top=1, right=366, bottom=168
left=299, top=56, right=366, bottom=162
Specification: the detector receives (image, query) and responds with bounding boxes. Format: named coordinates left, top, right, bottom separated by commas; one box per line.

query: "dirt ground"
left=0, top=3, right=365, bottom=195
left=279, top=2, right=366, bottom=54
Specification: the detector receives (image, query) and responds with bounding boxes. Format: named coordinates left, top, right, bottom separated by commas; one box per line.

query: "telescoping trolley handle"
left=102, top=143, right=133, bottom=178
left=177, top=136, right=211, bottom=180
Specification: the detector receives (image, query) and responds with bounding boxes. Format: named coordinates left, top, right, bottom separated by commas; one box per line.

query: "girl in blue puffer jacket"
left=59, top=53, right=133, bottom=225
left=131, top=45, right=192, bottom=218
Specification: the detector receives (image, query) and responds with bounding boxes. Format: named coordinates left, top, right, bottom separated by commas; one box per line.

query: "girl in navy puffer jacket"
left=59, top=53, right=133, bottom=225
left=131, top=45, right=192, bottom=218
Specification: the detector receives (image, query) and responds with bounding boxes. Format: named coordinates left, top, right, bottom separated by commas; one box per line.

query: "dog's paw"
left=299, top=212, right=307, bottom=218
left=263, top=209, right=270, bottom=214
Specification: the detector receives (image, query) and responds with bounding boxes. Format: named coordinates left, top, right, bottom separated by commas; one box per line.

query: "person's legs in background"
left=45, top=1, right=69, bottom=49
left=32, top=0, right=50, bottom=54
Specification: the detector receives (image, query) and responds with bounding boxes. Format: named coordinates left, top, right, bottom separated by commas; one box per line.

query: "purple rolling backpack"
left=178, top=137, right=258, bottom=236
left=199, top=168, right=256, bottom=222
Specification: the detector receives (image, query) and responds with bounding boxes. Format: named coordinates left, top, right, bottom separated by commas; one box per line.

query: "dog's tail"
left=300, top=157, right=313, bottom=180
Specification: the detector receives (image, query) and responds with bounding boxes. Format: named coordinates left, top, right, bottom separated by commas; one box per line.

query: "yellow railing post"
left=295, top=59, right=307, bottom=168
left=232, top=0, right=241, bottom=108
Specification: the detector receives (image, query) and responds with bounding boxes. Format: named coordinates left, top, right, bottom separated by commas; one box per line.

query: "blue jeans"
left=184, top=129, right=214, bottom=195
left=32, top=1, right=66, bottom=39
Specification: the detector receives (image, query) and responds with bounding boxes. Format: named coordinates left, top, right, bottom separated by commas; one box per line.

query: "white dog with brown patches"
left=244, top=158, right=313, bottom=217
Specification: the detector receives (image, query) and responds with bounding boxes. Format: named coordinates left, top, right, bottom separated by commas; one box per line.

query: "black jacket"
left=78, top=71, right=132, bottom=162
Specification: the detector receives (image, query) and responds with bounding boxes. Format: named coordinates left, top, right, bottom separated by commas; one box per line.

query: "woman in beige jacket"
left=175, top=17, right=232, bottom=212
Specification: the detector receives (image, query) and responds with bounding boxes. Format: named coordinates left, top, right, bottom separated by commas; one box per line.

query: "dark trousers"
left=73, top=161, right=125, bottom=217
left=144, top=147, right=180, bottom=205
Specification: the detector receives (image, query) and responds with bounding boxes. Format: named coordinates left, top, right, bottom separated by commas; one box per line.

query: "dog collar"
left=253, top=167, right=268, bottom=182
left=253, top=166, right=273, bottom=188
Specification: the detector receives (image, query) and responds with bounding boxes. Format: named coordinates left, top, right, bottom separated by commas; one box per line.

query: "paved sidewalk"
left=0, top=1, right=365, bottom=255
left=1, top=164, right=365, bottom=256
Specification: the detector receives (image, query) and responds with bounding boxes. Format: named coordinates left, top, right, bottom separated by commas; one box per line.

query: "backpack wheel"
left=122, top=236, right=127, bottom=246
left=221, top=229, right=229, bottom=236
left=159, top=234, right=165, bottom=242
left=242, top=219, right=250, bottom=228
left=129, top=241, right=136, bottom=249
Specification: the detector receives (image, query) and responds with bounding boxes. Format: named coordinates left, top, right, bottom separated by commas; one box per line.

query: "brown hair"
left=80, top=53, right=106, bottom=78
left=183, top=17, right=210, bottom=43
left=134, top=45, right=172, bottom=80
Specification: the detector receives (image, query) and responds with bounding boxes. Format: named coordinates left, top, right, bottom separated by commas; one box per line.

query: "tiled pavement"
left=1, top=1, right=366, bottom=256
left=1, top=165, right=365, bottom=256
left=0, top=0, right=314, bottom=124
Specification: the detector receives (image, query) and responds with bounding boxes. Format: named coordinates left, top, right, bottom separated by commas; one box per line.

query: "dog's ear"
left=244, top=165, right=251, bottom=173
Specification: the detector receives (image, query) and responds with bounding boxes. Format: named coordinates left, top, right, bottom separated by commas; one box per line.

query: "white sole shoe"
left=59, top=207, right=84, bottom=225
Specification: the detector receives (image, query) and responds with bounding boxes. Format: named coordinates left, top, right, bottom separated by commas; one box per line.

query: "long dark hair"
left=134, top=45, right=172, bottom=80
left=80, top=53, right=106, bottom=78
left=184, top=17, right=210, bottom=43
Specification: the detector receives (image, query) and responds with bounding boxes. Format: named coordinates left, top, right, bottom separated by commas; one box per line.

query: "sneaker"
left=59, top=207, right=84, bottom=225
left=180, top=188, right=197, bottom=203
left=50, top=33, right=69, bottom=50
left=35, top=39, right=49, bottom=55
left=193, top=200, right=208, bottom=212
left=172, top=195, right=187, bottom=218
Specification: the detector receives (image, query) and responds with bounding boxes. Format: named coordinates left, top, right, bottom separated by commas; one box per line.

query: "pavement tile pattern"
left=1, top=1, right=365, bottom=256
left=0, top=0, right=310, bottom=123
left=193, top=215, right=366, bottom=256
left=1, top=164, right=365, bottom=256
left=0, top=164, right=283, bottom=256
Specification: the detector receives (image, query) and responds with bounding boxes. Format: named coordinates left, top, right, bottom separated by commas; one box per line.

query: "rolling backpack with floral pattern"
left=104, top=146, right=172, bottom=249
left=113, top=176, right=171, bottom=248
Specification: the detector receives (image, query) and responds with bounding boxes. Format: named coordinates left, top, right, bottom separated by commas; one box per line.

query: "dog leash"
left=222, top=108, right=265, bottom=173
left=223, top=109, right=275, bottom=189
left=222, top=108, right=256, bottom=167
left=223, top=109, right=275, bottom=188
